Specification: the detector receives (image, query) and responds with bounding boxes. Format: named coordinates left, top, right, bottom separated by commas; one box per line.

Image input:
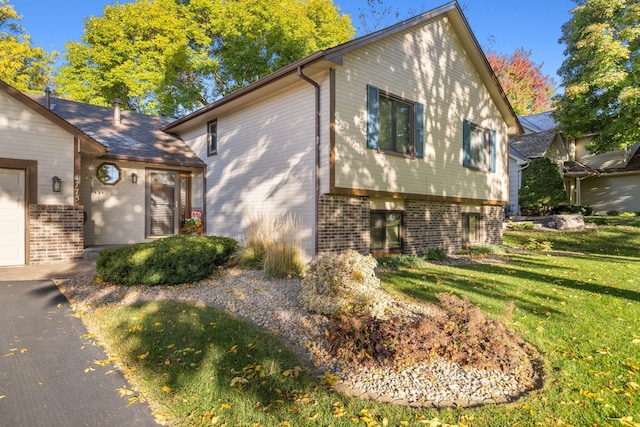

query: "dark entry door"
left=148, top=171, right=177, bottom=236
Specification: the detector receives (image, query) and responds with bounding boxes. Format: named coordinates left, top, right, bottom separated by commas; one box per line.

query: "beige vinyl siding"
left=82, top=160, right=147, bottom=245
left=581, top=173, right=640, bottom=215
left=333, top=16, right=508, bottom=202
left=82, top=160, right=204, bottom=246
left=180, top=76, right=321, bottom=256
left=0, top=90, right=75, bottom=205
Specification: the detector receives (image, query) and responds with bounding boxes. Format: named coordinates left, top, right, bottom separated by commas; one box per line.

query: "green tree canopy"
left=555, top=0, right=640, bottom=154
left=0, top=0, right=56, bottom=92
left=55, top=0, right=354, bottom=117
left=519, top=157, right=568, bottom=216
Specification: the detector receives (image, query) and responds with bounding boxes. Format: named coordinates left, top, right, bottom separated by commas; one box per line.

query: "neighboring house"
left=508, top=112, right=569, bottom=216
left=518, top=110, right=557, bottom=134
left=509, top=108, right=640, bottom=215
left=564, top=136, right=640, bottom=214
left=163, top=1, right=522, bottom=257
left=0, top=79, right=205, bottom=267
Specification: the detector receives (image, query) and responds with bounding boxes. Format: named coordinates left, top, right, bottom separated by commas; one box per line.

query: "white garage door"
left=0, top=168, right=25, bottom=266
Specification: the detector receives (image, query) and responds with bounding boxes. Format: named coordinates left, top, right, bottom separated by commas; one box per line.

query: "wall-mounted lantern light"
left=52, top=176, right=62, bottom=193
left=131, top=172, right=138, bottom=184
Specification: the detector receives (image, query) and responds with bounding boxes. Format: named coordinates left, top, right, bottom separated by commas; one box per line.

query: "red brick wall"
left=28, top=205, right=84, bottom=264
left=317, top=195, right=504, bottom=256
left=317, top=194, right=370, bottom=255
left=403, top=200, right=462, bottom=254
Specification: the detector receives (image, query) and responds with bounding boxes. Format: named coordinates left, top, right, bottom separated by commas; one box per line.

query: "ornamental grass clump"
left=236, top=212, right=307, bottom=278
left=300, top=249, right=389, bottom=318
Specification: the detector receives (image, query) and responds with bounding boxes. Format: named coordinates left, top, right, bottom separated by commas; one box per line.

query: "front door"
left=148, top=171, right=178, bottom=236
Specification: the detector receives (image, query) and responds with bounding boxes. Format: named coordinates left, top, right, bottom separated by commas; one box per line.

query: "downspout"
left=297, top=65, right=320, bottom=255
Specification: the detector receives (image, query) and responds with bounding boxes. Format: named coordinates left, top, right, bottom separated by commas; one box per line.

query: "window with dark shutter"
left=462, top=119, right=496, bottom=172
left=366, top=85, right=424, bottom=158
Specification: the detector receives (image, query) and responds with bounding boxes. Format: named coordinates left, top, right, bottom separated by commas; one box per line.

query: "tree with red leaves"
left=486, top=48, right=555, bottom=116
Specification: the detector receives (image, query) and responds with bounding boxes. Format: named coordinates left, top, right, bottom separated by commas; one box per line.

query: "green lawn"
left=82, top=219, right=640, bottom=426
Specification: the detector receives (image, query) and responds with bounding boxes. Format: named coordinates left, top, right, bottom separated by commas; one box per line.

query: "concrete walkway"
left=0, top=262, right=159, bottom=427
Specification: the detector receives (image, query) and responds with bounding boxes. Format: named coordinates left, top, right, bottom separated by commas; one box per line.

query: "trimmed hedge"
left=96, top=235, right=237, bottom=286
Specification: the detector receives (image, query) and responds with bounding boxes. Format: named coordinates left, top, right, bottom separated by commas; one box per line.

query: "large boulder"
left=554, top=214, right=585, bottom=231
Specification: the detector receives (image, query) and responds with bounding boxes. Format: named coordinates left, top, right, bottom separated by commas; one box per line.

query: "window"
left=96, top=162, right=121, bottom=185
left=463, top=119, right=496, bottom=172
left=462, top=213, right=480, bottom=244
left=370, top=211, right=402, bottom=252
left=367, top=85, right=424, bottom=158
left=207, top=119, right=218, bottom=156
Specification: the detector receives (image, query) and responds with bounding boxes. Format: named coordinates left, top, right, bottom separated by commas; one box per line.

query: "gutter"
left=297, top=65, right=321, bottom=255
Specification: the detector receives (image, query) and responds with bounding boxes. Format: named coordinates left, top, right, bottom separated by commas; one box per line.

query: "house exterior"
left=1, top=1, right=522, bottom=266
left=164, top=1, right=522, bottom=257
left=509, top=109, right=640, bottom=216
left=0, top=80, right=205, bottom=267
left=508, top=128, right=570, bottom=215
left=564, top=136, right=640, bottom=214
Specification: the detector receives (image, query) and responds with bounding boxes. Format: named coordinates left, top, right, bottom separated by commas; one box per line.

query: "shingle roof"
left=27, top=94, right=205, bottom=168
left=564, top=148, right=640, bottom=175
left=509, top=129, right=557, bottom=158
left=518, top=110, right=557, bottom=133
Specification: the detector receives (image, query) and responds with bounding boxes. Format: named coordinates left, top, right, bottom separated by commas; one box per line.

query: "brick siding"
left=317, top=194, right=370, bottom=255
left=482, top=205, right=504, bottom=245
left=317, top=194, right=504, bottom=256
left=403, top=200, right=462, bottom=254
left=29, top=204, right=84, bottom=264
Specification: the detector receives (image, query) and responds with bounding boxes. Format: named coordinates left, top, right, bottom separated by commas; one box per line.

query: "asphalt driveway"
left=0, top=263, right=159, bottom=426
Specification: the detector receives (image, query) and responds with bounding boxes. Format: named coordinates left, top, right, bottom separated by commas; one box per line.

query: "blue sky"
left=10, top=0, right=575, bottom=86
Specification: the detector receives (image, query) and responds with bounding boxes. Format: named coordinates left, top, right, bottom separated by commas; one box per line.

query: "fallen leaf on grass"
left=283, top=366, right=302, bottom=377
left=138, top=352, right=150, bottom=360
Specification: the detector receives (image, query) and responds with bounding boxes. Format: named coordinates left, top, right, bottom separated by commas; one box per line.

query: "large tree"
left=55, top=0, right=354, bottom=117
left=0, top=0, right=56, bottom=92
left=555, top=0, right=639, bottom=154
left=486, top=48, right=555, bottom=116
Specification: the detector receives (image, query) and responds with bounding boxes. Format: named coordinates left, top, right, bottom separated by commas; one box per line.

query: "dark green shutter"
left=462, top=119, right=471, bottom=167
left=414, top=102, right=424, bottom=158
left=490, top=129, right=497, bottom=172
left=367, top=85, right=379, bottom=150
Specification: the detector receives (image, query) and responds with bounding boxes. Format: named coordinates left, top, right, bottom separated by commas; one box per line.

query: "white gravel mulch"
left=55, top=267, right=542, bottom=408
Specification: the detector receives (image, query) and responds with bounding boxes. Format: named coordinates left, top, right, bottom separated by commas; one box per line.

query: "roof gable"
left=164, top=1, right=522, bottom=135
left=510, top=129, right=558, bottom=158
left=0, top=79, right=106, bottom=155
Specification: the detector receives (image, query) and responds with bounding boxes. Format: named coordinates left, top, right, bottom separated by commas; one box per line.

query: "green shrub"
left=607, top=210, right=620, bottom=216
left=510, top=221, right=534, bottom=231
left=586, top=216, right=608, bottom=225
left=619, top=212, right=636, bottom=218
left=376, top=254, right=428, bottom=270
left=524, top=237, right=553, bottom=251
left=424, top=247, right=448, bottom=261
left=300, top=249, right=389, bottom=318
left=236, top=212, right=307, bottom=278
left=519, top=157, right=568, bottom=215
left=96, top=235, right=237, bottom=286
